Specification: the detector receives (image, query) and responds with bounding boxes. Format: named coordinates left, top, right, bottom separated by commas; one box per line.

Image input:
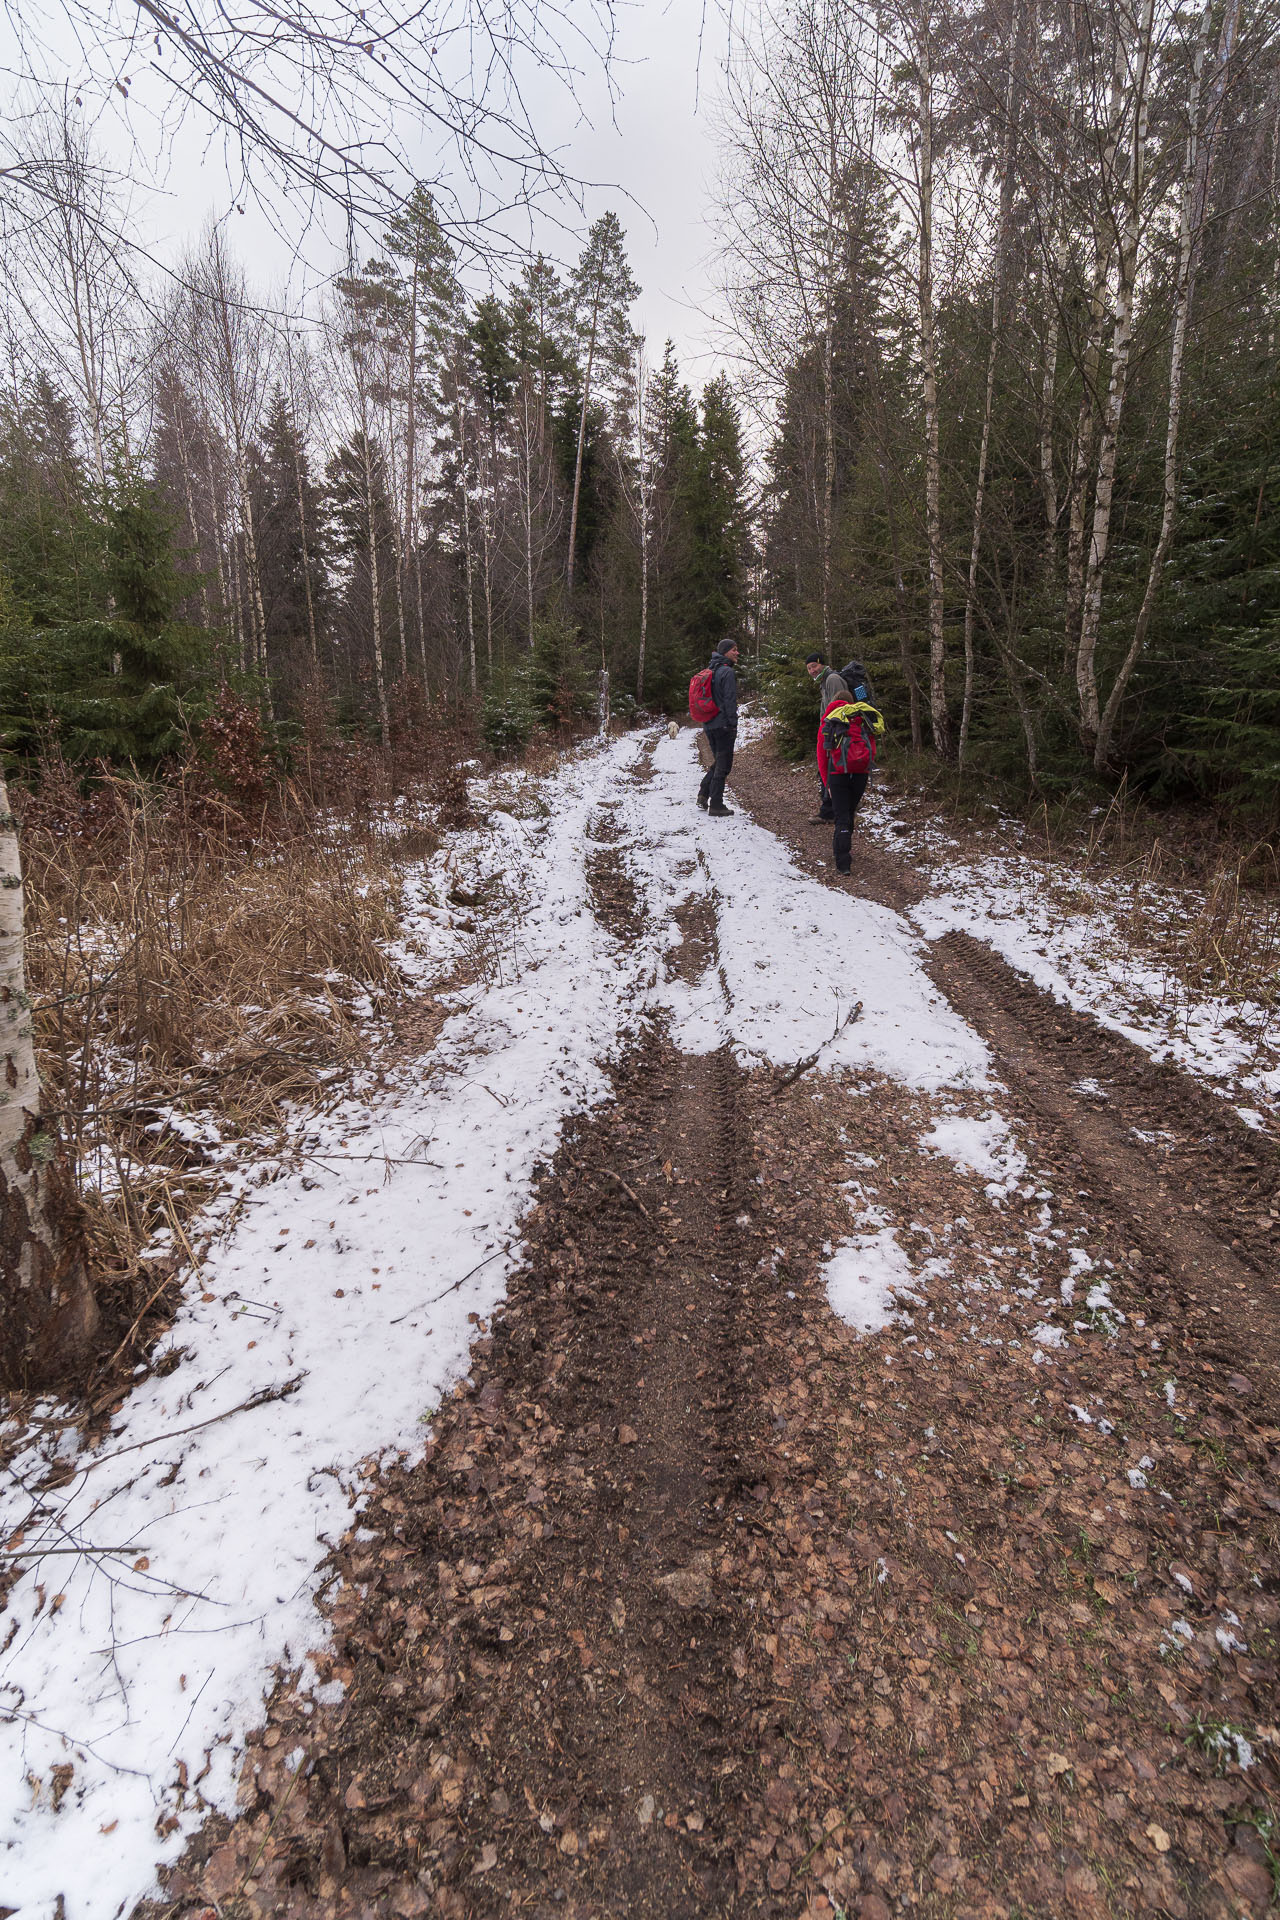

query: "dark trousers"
left=829, top=770, right=869, bottom=872
left=698, top=726, right=736, bottom=808
left=817, top=777, right=833, bottom=820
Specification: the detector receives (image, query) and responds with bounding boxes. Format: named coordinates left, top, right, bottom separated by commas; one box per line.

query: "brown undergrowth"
left=14, top=713, right=480, bottom=1406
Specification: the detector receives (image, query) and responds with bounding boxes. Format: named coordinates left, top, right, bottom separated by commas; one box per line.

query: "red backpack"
left=688, top=667, right=719, bottom=725
left=822, top=705, right=880, bottom=776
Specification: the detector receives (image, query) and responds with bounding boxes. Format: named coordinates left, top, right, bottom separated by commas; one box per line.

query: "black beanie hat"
left=804, top=652, right=823, bottom=666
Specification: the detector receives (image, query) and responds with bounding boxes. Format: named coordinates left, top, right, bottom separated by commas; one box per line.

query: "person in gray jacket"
left=696, top=639, right=740, bottom=816
left=805, top=653, right=848, bottom=822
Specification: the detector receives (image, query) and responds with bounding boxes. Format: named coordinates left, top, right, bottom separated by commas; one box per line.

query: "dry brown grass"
left=1118, top=843, right=1280, bottom=1013
left=16, top=749, right=465, bottom=1382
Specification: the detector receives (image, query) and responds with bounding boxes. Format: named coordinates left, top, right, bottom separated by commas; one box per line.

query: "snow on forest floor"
left=0, top=726, right=1002, bottom=1919
left=862, top=781, right=1280, bottom=1132
left=2, top=725, right=1275, bottom=1919
left=0, top=734, right=657, bottom=1916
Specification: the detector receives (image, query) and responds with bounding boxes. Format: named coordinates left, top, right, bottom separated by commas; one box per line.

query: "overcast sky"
left=534, top=0, right=734, bottom=380
left=6, top=0, right=737, bottom=388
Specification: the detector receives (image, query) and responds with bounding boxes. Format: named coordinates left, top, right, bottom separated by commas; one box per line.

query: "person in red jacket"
left=816, top=694, right=881, bottom=874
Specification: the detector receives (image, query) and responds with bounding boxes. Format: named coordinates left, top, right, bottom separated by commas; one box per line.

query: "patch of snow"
left=921, top=1111, right=1027, bottom=1203
left=1205, top=1725, right=1255, bottom=1770
left=1032, top=1323, right=1068, bottom=1349
left=633, top=733, right=993, bottom=1092
left=822, top=1228, right=922, bottom=1336
left=896, top=837, right=1280, bottom=1123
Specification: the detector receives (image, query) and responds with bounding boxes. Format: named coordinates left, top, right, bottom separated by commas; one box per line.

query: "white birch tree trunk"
left=959, top=0, right=1021, bottom=767
left=1077, top=0, right=1156, bottom=746
left=1064, top=30, right=1132, bottom=653
left=1094, top=0, right=1236, bottom=769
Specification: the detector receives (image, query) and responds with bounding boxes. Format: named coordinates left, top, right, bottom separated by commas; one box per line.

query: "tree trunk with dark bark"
left=0, top=775, right=97, bottom=1388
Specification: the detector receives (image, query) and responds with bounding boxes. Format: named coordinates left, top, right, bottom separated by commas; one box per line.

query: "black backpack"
left=839, top=661, right=874, bottom=705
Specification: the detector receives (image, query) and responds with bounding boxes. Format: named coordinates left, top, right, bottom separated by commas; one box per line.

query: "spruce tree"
left=688, top=374, right=749, bottom=651
left=249, top=387, right=331, bottom=687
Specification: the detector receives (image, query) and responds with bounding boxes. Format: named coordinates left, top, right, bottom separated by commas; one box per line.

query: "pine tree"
left=565, top=215, right=640, bottom=591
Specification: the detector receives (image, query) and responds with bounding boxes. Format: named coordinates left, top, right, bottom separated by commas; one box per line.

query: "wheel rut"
left=152, top=838, right=786, bottom=1918
left=728, top=742, right=1280, bottom=1407
left=928, top=930, right=1280, bottom=1398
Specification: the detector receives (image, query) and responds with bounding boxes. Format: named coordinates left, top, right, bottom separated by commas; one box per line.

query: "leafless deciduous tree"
left=717, top=0, right=1260, bottom=778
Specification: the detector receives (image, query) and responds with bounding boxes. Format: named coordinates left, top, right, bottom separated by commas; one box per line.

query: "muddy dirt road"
left=154, top=738, right=1279, bottom=1920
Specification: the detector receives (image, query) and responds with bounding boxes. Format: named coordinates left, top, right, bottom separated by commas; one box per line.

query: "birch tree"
left=1093, top=0, right=1241, bottom=769
left=1076, top=0, right=1159, bottom=748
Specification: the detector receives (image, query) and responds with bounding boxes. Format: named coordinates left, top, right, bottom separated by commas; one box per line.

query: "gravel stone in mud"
left=146, top=749, right=1280, bottom=1920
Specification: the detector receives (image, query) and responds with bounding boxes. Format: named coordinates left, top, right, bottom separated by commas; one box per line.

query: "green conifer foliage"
left=0, top=370, right=215, bottom=764
left=522, top=613, right=594, bottom=733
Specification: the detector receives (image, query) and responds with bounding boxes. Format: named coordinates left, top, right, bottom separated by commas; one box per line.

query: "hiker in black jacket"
left=696, top=639, right=740, bottom=817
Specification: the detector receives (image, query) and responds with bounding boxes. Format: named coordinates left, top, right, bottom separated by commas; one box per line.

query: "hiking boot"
left=696, top=793, right=708, bottom=810
left=708, top=803, right=735, bottom=817
left=809, top=813, right=833, bottom=825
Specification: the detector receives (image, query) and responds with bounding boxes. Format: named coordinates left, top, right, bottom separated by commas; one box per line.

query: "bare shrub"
left=16, top=749, right=445, bottom=1384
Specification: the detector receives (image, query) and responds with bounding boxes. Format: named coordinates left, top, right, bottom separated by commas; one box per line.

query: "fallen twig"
left=0, top=1545, right=147, bottom=1559
left=389, top=1246, right=509, bottom=1324
left=0, top=1706, right=154, bottom=1779
left=78, top=1376, right=307, bottom=1475
left=768, top=1048, right=822, bottom=1098
left=767, top=1001, right=863, bottom=1100
left=293, top=1151, right=444, bottom=1170
left=602, top=1168, right=652, bottom=1218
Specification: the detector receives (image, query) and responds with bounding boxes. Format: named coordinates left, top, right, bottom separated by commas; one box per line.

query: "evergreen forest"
left=0, top=163, right=751, bottom=771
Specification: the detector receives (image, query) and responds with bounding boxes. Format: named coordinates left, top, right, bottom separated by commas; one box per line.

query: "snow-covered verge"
left=0, top=733, right=675, bottom=1919
left=864, top=783, right=1280, bottom=1132
left=0, top=725, right=1088, bottom=1917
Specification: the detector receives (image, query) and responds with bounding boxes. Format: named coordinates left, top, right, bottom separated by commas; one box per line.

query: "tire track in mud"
left=927, top=931, right=1280, bottom=1396
left=728, top=744, right=1280, bottom=1405
left=152, top=823, right=787, bottom=1917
